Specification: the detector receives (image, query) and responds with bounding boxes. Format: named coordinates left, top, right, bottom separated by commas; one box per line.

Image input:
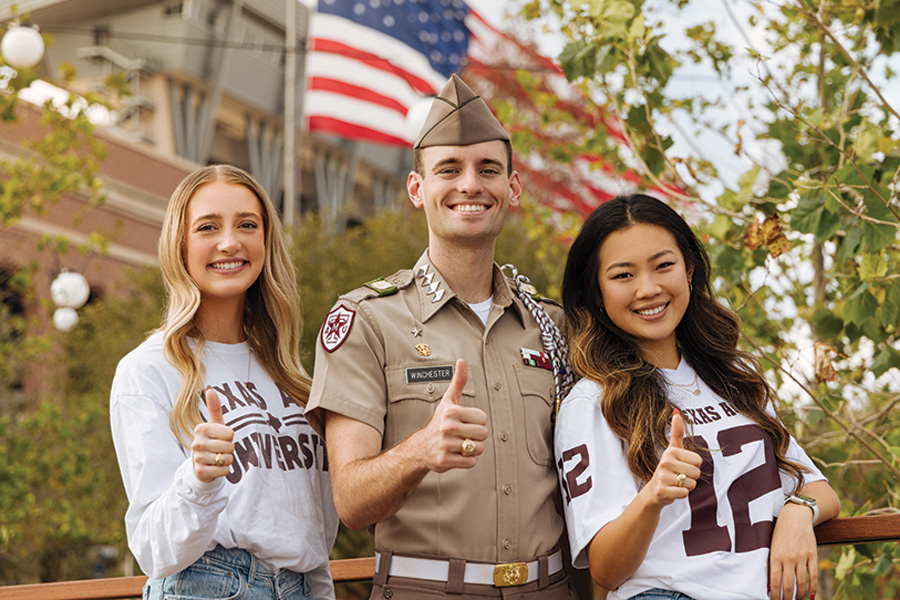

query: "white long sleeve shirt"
left=110, top=332, right=339, bottom=599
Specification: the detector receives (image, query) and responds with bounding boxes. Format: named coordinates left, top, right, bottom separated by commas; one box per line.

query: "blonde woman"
left=110, top=165, right=338, bottom=600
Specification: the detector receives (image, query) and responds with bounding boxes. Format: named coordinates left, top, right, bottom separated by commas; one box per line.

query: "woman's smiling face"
left=183, top=181, right=265, bottom=304
left=597, top=223, right=693, bottom=368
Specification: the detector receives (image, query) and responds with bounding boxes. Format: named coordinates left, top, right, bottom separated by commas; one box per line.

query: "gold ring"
left=461, top=438, right=476, bottom=457
left=215, top=453, right=226, bottom=467
left=675, top=473, right=687, bottom=488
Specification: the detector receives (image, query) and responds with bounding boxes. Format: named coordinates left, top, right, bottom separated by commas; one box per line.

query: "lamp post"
left=50, top=270, right=91, bottom=332
left=1, top=23, right=44, bottom=69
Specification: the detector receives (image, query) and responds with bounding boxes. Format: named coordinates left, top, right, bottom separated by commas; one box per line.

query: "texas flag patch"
left=521, top=348, right=552, bottom=371
left=321, top=305, right=355, bottom=353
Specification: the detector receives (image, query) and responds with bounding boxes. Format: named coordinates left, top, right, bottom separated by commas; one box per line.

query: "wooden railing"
left=1, top=515, right=898, bottom=600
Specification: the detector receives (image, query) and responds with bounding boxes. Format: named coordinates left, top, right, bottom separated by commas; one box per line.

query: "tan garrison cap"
left=414, top=74, right=510, bottom=149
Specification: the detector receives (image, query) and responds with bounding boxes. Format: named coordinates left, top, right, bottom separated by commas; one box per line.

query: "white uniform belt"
left=376, top=549, right=564, bottom=587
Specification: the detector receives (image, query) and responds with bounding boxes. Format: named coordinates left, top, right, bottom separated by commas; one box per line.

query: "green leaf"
left=838, top=225, right=864, bottom=263
left=883, top=281, right=900, bottom=330
left=711, top=245, right=746, bottom=284
left=812, top=309, right=843, bottom=339
left=859, top=220, right=896, bottom=253
left=835, top=547, right=856, bottom=580
left=870, top=346, right=900, bottom=378
left=844, top=286, right=879, bottom=327
left=858, top=253, right=889, bottom=281
left=559, top=41, right=598, bottom=81
left=874, top=546, right=896, bottom=576
left=791, top=192, right=841, bottom=241
left=708, top=214, right=733, bottom=240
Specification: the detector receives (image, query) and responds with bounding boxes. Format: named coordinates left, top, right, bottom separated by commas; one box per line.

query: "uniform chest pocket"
left=384, top=362, right=476, bottom=447
left=515, top=364, right=555, bottom=467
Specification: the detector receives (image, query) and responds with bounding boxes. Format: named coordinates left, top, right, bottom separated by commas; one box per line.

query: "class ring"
left=461, top=438, right=476, bottom=457
left=215, top=453, right=226, bottom=467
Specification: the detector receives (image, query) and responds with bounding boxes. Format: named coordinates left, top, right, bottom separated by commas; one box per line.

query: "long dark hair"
left=561, top=194, right=806, bottom=486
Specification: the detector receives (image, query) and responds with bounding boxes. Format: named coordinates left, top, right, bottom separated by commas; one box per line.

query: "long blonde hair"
left=158, top=164, right=310, bottom=447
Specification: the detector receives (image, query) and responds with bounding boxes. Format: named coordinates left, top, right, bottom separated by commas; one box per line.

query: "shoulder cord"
left=501, top=264, right=576, bottom=427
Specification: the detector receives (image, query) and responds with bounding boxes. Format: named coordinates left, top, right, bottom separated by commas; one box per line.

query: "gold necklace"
left=667, top=370, right=701, bottom=396
left=206, top=343, right=252, bottom=385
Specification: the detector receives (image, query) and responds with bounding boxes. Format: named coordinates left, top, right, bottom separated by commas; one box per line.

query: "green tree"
left=0, top=268, right=164, bottom=582
left=518, top=0, right=899, bottom=596
left=0, top=26, right=115, bottom=580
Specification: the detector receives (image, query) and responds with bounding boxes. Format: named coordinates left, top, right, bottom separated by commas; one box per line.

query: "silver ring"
left=215, top=453, right=226, bottom=467
left=461, top=438, right=476, bottom=457
left=675, top=473, right=687, bottom=488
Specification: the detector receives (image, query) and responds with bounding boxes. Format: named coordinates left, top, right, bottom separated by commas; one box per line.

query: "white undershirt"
left=468, top=296, right=493, bottom=326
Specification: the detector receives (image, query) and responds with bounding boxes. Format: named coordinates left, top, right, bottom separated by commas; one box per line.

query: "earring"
left=688, top=280, right=693, bottom=294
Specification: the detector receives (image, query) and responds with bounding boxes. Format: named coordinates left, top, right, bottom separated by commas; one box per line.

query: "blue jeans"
left=143, top=545, right=311, bottom=600
left=629, top=590, right=696, bottom=600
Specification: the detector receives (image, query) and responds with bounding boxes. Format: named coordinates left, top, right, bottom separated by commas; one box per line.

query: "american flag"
left=304, top=0, right=502, bottom=147
left=302, top=0, right=679, bottom=216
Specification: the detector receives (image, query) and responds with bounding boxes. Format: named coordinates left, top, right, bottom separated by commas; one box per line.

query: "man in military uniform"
left=306, top=74, right=580, bottom=599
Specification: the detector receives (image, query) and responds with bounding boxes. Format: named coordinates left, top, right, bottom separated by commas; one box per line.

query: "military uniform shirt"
left=306, top=252, right=564, bottom=563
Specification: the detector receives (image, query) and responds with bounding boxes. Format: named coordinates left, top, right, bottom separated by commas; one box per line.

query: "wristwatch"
left=785, top=493, right=819, bottom=525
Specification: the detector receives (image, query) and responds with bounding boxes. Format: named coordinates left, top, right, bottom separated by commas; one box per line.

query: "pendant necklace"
left=206, top=343, right=252, bottom=386
left=668, top=370, right=702, bottom=396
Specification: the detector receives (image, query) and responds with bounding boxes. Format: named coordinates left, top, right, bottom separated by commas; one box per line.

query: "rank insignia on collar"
left=417, top=264, right=445, bottom=303
left=321, top=305, right=355, bottom=353
left=521, top=347, right=552, bottom=371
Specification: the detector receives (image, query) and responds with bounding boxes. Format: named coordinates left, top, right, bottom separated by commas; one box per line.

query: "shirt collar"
left=413, top=251, right=527, bottom=326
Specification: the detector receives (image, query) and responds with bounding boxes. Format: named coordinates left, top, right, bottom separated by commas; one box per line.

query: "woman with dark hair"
left=555, top=194, right=838, bottom=600
left=111, top=165, right=338, bottom=600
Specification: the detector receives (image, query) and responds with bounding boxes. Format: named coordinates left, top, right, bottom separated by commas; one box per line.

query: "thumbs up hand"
left=644, top=408, right=703, bottom=507
left=416, top=359, right=489, bottom=473
left=192, top=387, right=235, bottom=483
left=669, top=407, right=686, bottom=449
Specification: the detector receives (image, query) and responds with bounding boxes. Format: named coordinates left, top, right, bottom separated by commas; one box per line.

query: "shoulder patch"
left=506, top=276, right=541, bottom=300
left=321, top=305, right=356, bottom=352
left=364, top=277, right=398, bottom=296
left=342, top=269, right=416, bottom=303
left=520, top=281, right=541, bottom=300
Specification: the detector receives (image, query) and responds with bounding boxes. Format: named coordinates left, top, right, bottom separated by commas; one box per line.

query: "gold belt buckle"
left=493, top=562, right=528, bottom=587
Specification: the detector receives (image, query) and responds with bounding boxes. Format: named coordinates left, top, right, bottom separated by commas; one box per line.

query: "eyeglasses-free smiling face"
left=184, top=181, right=266, bottom=306
left=407, top=140, right=521, bottom=251
left=597, top=223, right=694, bottom=369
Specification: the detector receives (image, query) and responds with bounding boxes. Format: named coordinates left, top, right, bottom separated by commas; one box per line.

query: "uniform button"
left=503, top=539, right=511, bottom=550
left=383, top=590, right=393, bottom=599
left=503, top=484, right=511, bottom=495
left=499, top=431, right=509, bottom=442
left=494, top=381, right=502, bottom=390
left=426, top=383, right=435, bottom=394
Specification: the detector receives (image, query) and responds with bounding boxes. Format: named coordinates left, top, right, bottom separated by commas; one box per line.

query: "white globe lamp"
left=52, top=307, right=79, bottom=332
left=1, top=24, right=44, bottom=70
left=51, top=270, right=91, bottom=310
